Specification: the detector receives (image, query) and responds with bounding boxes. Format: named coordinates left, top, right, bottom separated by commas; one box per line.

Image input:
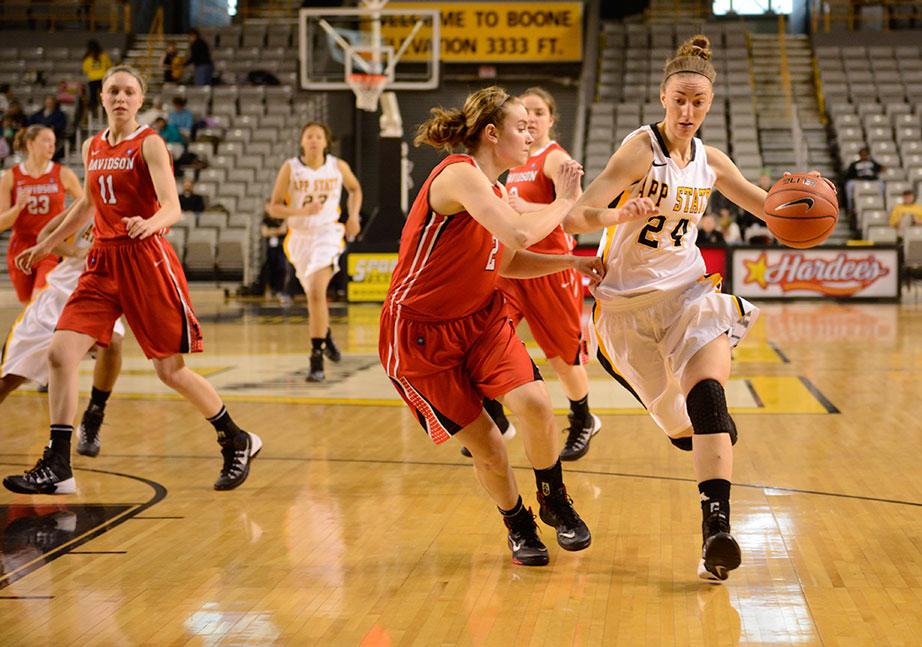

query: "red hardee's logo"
left=743, top=252, right=889, bottom=296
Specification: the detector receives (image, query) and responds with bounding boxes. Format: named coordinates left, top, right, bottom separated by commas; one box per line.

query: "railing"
left=777, top=14, right=795, bottom=122
left=0, top=1, right=130, bottom=33
left=142, top=7, right=165, bottom=82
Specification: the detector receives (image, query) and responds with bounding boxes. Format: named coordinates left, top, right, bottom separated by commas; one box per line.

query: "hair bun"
left=677, top=35, right=712, bottom=61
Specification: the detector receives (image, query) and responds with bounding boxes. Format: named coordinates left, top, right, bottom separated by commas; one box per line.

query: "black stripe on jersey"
left=608, top=191, right=624, bottom=209
left=649, top=123, right=671, bottom=158
left=734, top=295, right=745, bottom=317
left=596, top=349, right=645, bottom=407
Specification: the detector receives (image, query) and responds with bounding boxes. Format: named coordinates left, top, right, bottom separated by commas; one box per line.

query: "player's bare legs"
left=0, top=374, right=28, bottom=404
left=681, top=334, right=740, bottom=581
left=48, top=330, right=97, bottom=425
left=304, top=266, right=340, bottom=382
left=548, top=357, right=589, bottom=401
left=501, top=381, right=591, bottom=551
left=152, top=353, right=262, bottom=490
left=76, top=333, right=124, bottom=458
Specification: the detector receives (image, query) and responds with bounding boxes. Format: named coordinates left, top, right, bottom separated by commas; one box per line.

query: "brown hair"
left=414, top=86, right=519, bottom=153
left=661, top=35, right=716, bottom=92
left=102, top=64, right=148, bottom=95
left=13, top=125, right=52, bottom=153
left=521, top=86, right=559, bottom=140
left=299, top=121, right=333, bottom=157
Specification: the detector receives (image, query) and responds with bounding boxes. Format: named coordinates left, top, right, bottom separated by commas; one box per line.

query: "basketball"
left=763, top=173, right=840, bottom=248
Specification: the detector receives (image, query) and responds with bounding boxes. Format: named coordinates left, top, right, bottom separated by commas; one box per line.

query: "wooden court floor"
left=0, top=288, right=921, bottom=646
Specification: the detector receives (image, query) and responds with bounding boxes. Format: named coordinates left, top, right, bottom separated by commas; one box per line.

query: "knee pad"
left=687, top=379, right=738, bottom=446
left=669, top=435, right=693, bottom=452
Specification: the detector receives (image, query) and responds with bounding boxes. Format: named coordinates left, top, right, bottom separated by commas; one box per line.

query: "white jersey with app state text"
left=594, top=124, right=717, bottom=306
left=285, top=155, right=343, bottom=231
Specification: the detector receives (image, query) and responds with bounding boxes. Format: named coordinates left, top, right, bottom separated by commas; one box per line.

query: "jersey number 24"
left=638, top=216, right=689, bottom=248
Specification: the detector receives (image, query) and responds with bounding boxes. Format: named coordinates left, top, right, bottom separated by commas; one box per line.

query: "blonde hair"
left=521, top=86, right=559, bottom=140
left=661, top=35, right=716, bottom=92
left=102, top=64, right=148, bottom=95
left=13, top=125, right=52, bottom=153
left=414, top=86, right=520, bottom=153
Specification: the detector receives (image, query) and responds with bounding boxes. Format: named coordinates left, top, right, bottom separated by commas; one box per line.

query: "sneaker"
left=214, top=431, right=263, bottom=491
left=3, top=448, right=76, bottom=495
left=697, top=510, right=742, bottom=582
left=560, top=413, right=602, bottom=461
left=324, top=332, right=342, bottom=363
left=504, top=508, right=549, bottom=566
left=76, top=404, right=104, bottom=457
left=460, top=422, right=517, bottom=458
left=306, top=350, right=325, bottom=382
left=537, top=486, right=591, bottom=551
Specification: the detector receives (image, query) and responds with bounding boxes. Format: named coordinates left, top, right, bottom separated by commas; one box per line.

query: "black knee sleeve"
left=686, top=379, right=738, bottom=445
left=669, top=435, right=693, bottom=452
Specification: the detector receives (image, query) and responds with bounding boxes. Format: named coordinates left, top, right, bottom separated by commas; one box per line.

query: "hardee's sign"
left=732, top=248, right=899, bottom=300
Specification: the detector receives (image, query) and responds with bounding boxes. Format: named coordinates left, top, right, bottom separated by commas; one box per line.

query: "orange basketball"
left=763, top=173, right=840, bottom=248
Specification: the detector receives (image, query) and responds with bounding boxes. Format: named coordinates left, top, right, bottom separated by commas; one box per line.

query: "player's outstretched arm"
left=507, top=149, right=582, bottom=214
left=565, top=136, right=658, bottom=233
left=499, top=249, right=604, bottom=285
left=432, top=160, right=581, bottom=250
left=707, top=146, right=769, bottom=223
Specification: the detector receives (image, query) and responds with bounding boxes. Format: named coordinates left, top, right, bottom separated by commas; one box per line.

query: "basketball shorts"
left=56, top=236, right=203, bottom=359
left=2, top=285, right=125, bottom=384
left=379, top=292, right=541, bottom=444
left=498, top=267, right=584, bottom=363
left=590, top=276, right=759, bottom=437
left=7, top=236, right=58, bottom=304
left=284, top=225, right=345, bottom=288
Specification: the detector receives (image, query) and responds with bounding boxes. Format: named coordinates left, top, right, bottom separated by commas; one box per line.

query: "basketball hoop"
left=348, top=73, right=388, bottom=112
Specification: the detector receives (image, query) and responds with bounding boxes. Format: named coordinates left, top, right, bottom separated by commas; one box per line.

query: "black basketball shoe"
left=697, top=509, right=742, bottom=582
left=214, top=431, right=263, bottom=491
left=3, top=447, right=76, bottom=495
left=504, top=507, right=549, bottom=566
left=537, top=485, right=591, bottom=551
left=76, top=404, right=104, bottom=457
left=306, top=350, right=325, bottom=382
left=560, top=413, right=602, bottom=461
left=324, top=331, right=342, bottom=363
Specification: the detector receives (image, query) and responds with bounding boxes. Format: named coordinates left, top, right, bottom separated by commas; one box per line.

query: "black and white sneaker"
left=537, top=486, right=592, bottom=551
left=504, top=508, right=549, bottom=566
left=324, top=332, right=342, bottom=363
left=76, top=404, right=104, bottom=457
left=3, top=448, right=76, bottom=495
left=214, top=432, right=263, bottom=491
left=306, top=350, right=325, bottom=383
left=697, top=510, right=741, bottom=582
left=560, top=413, right=602, bottom=461
left=460, top=422, right=516, bottom=458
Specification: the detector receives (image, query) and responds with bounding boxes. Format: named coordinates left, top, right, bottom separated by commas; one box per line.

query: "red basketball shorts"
left=7, top=236, right=58, bottom=304
left=56, top=235, right=204, bottom=359
left=379, top=292, right=540, bottom=444
left=498, top=267, right=584, bottom=364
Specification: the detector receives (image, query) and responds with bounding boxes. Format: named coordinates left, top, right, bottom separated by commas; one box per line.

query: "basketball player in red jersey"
left=3, top=66, right=261, bottom=495
left=380, top=86, right=655, bottom=565
left=0, top=125, right=82, bottom=303
left=498, top=87, right=600, bottom=461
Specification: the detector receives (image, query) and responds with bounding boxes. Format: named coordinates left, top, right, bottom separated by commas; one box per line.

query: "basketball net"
left=348, top=73, right=388, bottom=112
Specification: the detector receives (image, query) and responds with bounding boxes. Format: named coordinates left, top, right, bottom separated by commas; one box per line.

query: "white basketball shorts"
left=283, top=224, right=345, bottom=288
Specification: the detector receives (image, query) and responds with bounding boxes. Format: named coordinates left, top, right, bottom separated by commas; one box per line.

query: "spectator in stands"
left=260, top=214, right=289, bottom=300
left=179, top=178, right=206, bottom=214
left=0, top=84, right=13, bottom=114
left=888, top=189, right=922, bottom=232
left=844, top=147, right=884, bottom=215
left=186, top=29, right=214, bottom=87
left=3, top=101, right=28, bottom=133
left=151, top=116, right=185, bottom=146
left=696, top=213, right=726, bottom=247
left=139, top=98, right=168, bottom=126
left=161, top=43, right=182, bottom=83
left=718, top=207, right=742, bottom=244
left=81, top=40, right=112, bottom=121
left=168, top=97, right=195, bottom=140
left=28, top=96, right=67, bottom=159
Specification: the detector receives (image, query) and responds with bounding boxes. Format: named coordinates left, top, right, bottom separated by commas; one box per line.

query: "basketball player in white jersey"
left=1, top=210, right=124, bottom=458
left=266, top=122, right=363, bottom=382
left=564, top=35, right=831, bottom=582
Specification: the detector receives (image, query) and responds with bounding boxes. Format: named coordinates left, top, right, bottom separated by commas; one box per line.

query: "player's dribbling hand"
left=15, top=242, right=48, bottom=274
left=573, top=255, right=605, bottom=287
left=555, top=160, right=584, bottom=202
left=618, top=197, right=658, bottom=222
left=122, top=216, right=160, bottom=239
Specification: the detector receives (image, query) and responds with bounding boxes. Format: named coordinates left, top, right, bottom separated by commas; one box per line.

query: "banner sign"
left=730, top=247, right=899, bottom=299
left=347, top=253, right=399, bottom=302
left=384, top=2, right=583, bottom=62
